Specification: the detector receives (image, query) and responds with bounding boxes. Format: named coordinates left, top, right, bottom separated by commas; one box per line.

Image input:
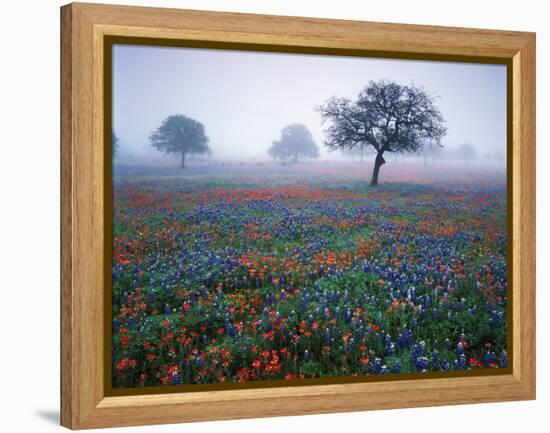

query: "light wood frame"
left=61, top=2, right=536, bottom=429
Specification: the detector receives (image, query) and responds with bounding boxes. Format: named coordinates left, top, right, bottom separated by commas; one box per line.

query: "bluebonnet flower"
left=483, top=352, right=498, bottom=368
left=500, top=351, right=508, bottom=368
left=225, top=321, right=237, bottom=337
left=491, top=310, right=504, bottom=326
left=392, top=359, right=401, bottom=374
left=454, top=353, right=467, bottom=370
left=415, top=356, right=430, bottom=372
left=397, top=328, right=414, bottom=349
left=345, top=308, right=352, bottom=323
left=384, top=335, right=395, bottom=356
left=112, top=319, right=121, bottom=333
left=431, top=350, right=440, bottom=370
left=171, top=372, right=181, bottom=385
left=368, top=358, right=383, bottom=374
left=111, top=178, right=509, bottom=386
left=324, top=328, right=332, bottom=345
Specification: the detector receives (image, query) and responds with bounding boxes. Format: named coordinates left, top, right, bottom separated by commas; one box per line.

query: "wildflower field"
left=111, top=163, right=508, bottom=388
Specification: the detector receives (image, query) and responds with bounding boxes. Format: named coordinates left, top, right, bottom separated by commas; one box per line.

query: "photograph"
left=0, top=0, right=542, bottom=430
left=110, top=44, right=508, bottom=388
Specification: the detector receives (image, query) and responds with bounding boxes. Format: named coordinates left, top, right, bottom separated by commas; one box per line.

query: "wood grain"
left=512, top=33, right=536, bottom=394
left=60, top=4, right=73, bottom=429
left=60, top=2, right=536, bottom=429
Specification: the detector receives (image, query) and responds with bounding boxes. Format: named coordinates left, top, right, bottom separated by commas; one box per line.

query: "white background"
left=0, top=0, right=546, bottom=431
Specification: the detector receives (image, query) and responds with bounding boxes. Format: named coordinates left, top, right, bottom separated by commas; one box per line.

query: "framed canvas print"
left=60, top=2, right=536, bottom=429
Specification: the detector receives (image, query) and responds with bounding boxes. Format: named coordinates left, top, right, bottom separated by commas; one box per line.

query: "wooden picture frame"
left=60, top=2, right=536, bottom=429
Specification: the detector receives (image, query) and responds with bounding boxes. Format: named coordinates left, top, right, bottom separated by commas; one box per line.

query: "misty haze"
left=113, top=44, right=506, bottom=173
left=111, top=44, right=508, bottom=388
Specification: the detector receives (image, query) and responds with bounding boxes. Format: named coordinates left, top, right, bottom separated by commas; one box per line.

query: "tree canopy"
left=268, top=124, right=319, bottom=162
left=457, top=142, right=476, bottom=164
left=150, top=114, right=210, bottom=168
left=316, top=80, right=446, bottom=185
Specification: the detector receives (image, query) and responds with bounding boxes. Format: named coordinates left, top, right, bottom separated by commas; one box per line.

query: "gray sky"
left=113, top=44, right=506, bottom=161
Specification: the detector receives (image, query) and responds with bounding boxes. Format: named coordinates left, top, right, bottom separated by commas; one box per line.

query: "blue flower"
left=454, top=353, right=467, bottom=370
left=392, top=359, right=401, bottom=374
left=500, top=350, right=508, bottom=368
left=171, top=372, right=181, bottom=385
left=397, top=328, right=414, bottom=349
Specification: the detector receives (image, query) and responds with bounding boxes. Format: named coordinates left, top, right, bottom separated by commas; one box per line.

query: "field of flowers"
left=111, top=165, right=508, bottom=387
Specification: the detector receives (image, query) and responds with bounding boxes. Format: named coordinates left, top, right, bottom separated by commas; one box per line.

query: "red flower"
left=116, top=360, right=127, bottom=372
left=468, top=357, right=483, bottom=368
left=120, top=334, right=130, bottom=348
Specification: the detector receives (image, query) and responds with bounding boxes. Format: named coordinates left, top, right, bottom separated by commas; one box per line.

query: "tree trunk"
left=371, top=152, right=385, bottom=186
left=181, top=152, right=186, bottom=169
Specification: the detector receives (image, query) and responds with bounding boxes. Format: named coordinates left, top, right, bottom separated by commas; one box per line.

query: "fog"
left=112, top=44, right=506, bottom=165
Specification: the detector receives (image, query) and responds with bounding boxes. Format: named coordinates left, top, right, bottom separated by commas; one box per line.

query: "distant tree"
left=341, top=142, right=371, bottom=163
left=112, top=131, right=119, bottom=156
left=268, top=124, right=319, bottom=162
left=150, top=114, right=210, bottom=169
left=431, top=143, right=443, bottom=163
left=457, top=142, right=476, bottom=164
left=316, top=80, right=446, bottom=185
left=418, top=140, right=444, bottom=165
left=418, top=142, right=430, bottom=166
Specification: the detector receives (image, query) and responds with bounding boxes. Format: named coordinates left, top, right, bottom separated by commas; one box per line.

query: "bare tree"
left=316, top=80, right=446, bottom=185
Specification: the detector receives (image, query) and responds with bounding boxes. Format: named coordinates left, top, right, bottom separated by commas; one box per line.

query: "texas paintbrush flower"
left=111, top=173, right=507, bottom=387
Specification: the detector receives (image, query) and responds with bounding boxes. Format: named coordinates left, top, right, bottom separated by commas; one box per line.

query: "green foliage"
left=268, top=124, right=319, bottom=162
left=150, top=114, right=210, bottom=165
